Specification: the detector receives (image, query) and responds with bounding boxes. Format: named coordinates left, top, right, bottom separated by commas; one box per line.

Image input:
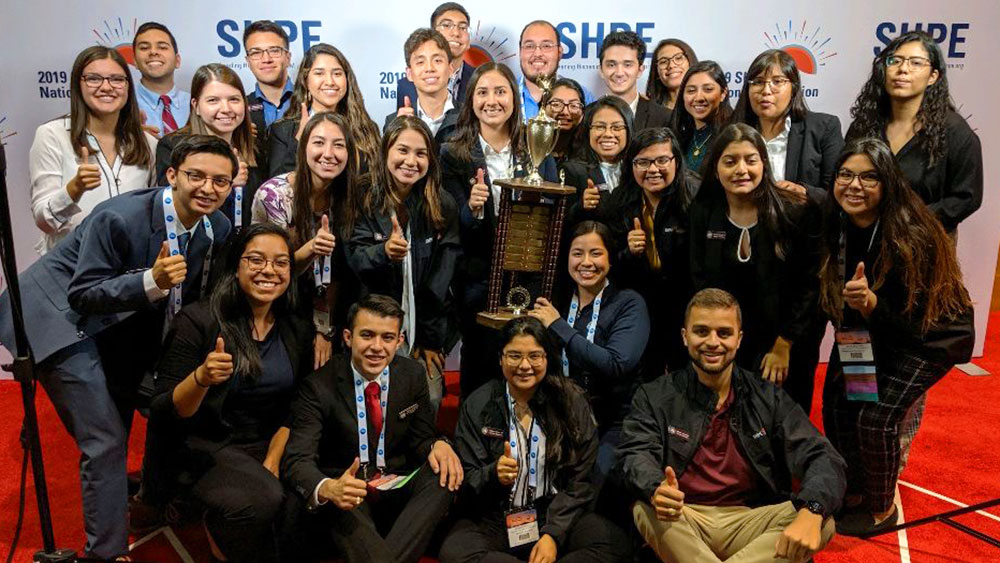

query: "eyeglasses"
left=546, top=99, right=584, bottom=113
left=885, top=55, right=931, bottom=70
left=241, top=255, right=292, bottom=273
left=247, top=46, right=288, bottom=60
left=748, top=77, right=792, bottom=91
left=633, top=155, right=675, bottom=170
left=590, top=123, right=627, bottom=134
left=835, top=169, right=880, bottom=189
left=178, top=169, right=233, bottom=190
left=521, top=41, right=558, bottom=53
left=656, top=53, right=688, bottom=69
left=82, top=74, right=128, bottom=90
left=503, top=351, right=547, bottom=366
left=435, top=20, right=469, bottom=33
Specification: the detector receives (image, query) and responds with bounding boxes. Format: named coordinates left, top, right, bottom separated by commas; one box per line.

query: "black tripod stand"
left=0, top=144, right=76, bottom=562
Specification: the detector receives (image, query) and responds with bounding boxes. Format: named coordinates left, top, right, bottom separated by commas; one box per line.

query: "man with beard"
left=518, top=20, right=593, bottom=119
left=616, top=289, right=846, bottom=563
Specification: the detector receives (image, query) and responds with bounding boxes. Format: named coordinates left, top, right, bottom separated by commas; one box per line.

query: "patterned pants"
left=823, top=350, right=950, bottom=513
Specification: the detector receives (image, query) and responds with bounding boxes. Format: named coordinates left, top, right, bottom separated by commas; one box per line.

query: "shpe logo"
left=465, top=22, right=516, bottom=66
left=763, top=20, right=837, bottom=75
left=93, top=17, right=138, bottom=66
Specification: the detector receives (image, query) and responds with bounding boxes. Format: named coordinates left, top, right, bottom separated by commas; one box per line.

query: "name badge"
left=836, top=329, right=878, bottom=402
left=706, top=230, right=726, bottom=240
left=667, top=426, right=690, bottom=442
left=374, top=233, right=386, bottom=241
left=249, top=102, right=264, bottom=112
left=398, top=403, right=419, bottom=419
left=482, top=426, right=504, bottom=439
left=505, top=507, right=540, bottom=548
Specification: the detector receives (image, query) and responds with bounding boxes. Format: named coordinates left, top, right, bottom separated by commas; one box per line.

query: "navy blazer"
left=382, top=107, right=460, bottom=146
left=633, top=97, right=672, bottom=132
left=0, top=188, right=231, bottom=363
left=396, top=61, right=476, bottom=109
left=784, top=111, right=843, bottom=191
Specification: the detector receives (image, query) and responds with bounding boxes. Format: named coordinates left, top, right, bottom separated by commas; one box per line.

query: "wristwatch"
left=797, top=499, right=826, bottom=517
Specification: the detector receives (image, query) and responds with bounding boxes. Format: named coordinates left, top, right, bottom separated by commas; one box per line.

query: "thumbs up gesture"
left=232, top=146, right=249, bottom=187
left=384, top=215, right=409, bottom=262
left=651, top=466, right=685, bottom=522
left=311, top=213, right=336, bottom=256
left=497, top=440, right=519, bottom=486
left=843, top=262, right=876, bottom=315
left=152, top=240, right=188, bottom=290
left=196, top=336, right=234, bottom=387
left=397, top=95, right=415, bottom=118
left=628, top=217, right=647, bottom=255
left=320, top=457, right=369, bottom=510
left=67, top=146, right=102, bottom=200
left=468, top=168, right=489, bottom=215
left=582, top=178, right=601, bottom=210
left=294, top=102, right=310, bottom=141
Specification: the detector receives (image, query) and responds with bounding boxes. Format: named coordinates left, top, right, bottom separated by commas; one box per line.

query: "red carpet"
left=2, top=315, right=1000, bottom=562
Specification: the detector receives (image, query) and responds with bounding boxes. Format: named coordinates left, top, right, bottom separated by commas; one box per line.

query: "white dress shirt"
left=764, top=116, right=792, bottom=183
left=416, top=95, right=455, bottom=136
left=478, top=135, right=514, bottom=218
left=599, top=161, right=622, bottom=192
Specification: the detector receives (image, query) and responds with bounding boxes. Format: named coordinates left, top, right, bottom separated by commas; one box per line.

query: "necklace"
left=692, top=127, right=713, bottom=157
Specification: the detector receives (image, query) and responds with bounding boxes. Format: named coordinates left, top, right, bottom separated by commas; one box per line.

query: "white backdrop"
left=0, top=1, right=997, bottom=369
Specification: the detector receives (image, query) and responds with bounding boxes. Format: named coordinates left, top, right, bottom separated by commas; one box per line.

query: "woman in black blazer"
left=265, top=44, right=381, bottom=180
left=148, top=223, right=313, bottom=563
left=348, top=116, right=461, bottom=414
left=689, top=124, right=823, bottom=395
left=439, top=62, right=558, bottom=397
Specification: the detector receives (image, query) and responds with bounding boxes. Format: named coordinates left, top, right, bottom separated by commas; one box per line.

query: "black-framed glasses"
left=656, top=52, right=687, bottom=69
left=178, top=169, right=233, bottom=190
left=885, top=55, right=931, bottom=70
left=633, top=155, right=675, bottom=170
left=521, top=41, right=558, bottom=53
left=503, top=351, right=547, bottom=366
left=82, top=74, right=128, bottom=89
left=241, top=255, right=292, bottom=273
left=435, top=20, right=469, bottom=33
left=748, top=77, right=792, bottom=91
left=545, top=99, right=584, bottom=113
left=835, top=169, right=880, bottom=189
left=247, top=46, right=288, bottom=60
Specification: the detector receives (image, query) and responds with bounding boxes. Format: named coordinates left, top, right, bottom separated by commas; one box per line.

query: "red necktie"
left=365, top=381, right=383, bottom=438
left=160, top=94, right=178, bottom=134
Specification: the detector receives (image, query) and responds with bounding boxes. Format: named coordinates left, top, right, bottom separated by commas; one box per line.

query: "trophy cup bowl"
left=525, top=111, right=558, bottom=185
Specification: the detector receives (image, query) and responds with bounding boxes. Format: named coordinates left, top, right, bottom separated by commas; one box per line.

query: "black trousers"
left=458, top=310, right=503, bottom=399
left=439, top=511, right=631, bottom=563
left=292, top=464, right=453, bottom=563
left=782, top=317, right=827, bottom=416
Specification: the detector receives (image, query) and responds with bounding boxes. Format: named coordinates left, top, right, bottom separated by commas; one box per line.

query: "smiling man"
left=0, top=135, right=235, bottom=559
left=385, top=28, right=461, bottom=142
left=396, top=3, right=477, bottom=110
left=243, top=20, right=294, bottom=141
left=518, top=20, right=594, bottom=120
left=133, top=22, right=190, bottom=137
left=599, top=31, right=670, bottom=131
left=616, top=289, right=846, bottom=563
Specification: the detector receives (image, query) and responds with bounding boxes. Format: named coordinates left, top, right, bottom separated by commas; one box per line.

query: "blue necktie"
left=177, top=232, right=191, bottom=257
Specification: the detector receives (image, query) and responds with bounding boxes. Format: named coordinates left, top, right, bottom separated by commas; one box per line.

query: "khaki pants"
left=633, top=500, right=835, bottom=563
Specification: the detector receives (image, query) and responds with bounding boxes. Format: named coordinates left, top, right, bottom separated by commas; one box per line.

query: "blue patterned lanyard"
left=562, top=281, right=608, bottom=376
left=353, top=366, right=390, bottom=469
left=161, top=188, right=213, bottom=321
left=506, top=384, right=546, bottom=506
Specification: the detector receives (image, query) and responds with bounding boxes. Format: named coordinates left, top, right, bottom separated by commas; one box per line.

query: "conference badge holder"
left=835, top=329, right=878, bottom=402
left=505, top=505, right=540, bottom=548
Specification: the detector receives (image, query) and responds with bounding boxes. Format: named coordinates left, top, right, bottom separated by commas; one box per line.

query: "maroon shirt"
left=677, top=387, right=758, bottom=506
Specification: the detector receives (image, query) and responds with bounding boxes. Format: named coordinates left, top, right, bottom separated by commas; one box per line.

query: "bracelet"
left=193, top=369, right=210, bottom=388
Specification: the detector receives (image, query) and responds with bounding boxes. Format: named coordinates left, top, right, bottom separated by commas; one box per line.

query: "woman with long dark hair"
left=155, top=63, right=260, bottom=230
left=252, top=112, right=362, bottom=369
left=671, top=61, right=733, bottom=175
left=266, top=43, right=382, bottom=179
left=645, top=38, right=698, bottom=122
left=30, top=45, right=156, bottom=253
left=540, top=78, right=587, bottom=164
left=846, top=30, right=982, bottom=234
left=348, top=116, right=461, bottom=414
left=441, top=316, right=630, bottom=563
left=689, top=123, right=823, bottom=393
left=149, top=223, right=313, bottom=562
left=440, top=62, right=559, bottom=397
left=819, top=138, right=973, bottom=535
left=600, top=127, right=695, bottom=378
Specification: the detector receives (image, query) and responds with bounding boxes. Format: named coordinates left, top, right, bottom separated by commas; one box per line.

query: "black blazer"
left=633, top=97, right=672, bottom=132
left=346, top=191, right=462, bottom=350
left=265, top=117, right=378, bottom=180
left=559, top=159, right=617, bottom=227
left=783, top=111, right=843, bottom=191
left=396, top=61, right=476, bottom=109
left=245, top=90, right=270, bottom=153
left=149, top=300, right=314, bottom=445
left=282, top=354, right=438, bottom=501
left=382, top=107, right=460, bottom=146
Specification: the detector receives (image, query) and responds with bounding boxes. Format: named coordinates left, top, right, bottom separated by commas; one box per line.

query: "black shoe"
left=836, top=506, right=899, bottom=536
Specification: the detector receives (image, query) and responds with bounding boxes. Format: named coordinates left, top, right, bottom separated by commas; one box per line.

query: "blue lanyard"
left=562, top=281, right=608, bottom=376
left=353, top=366, right=390, bottom=469
left=312, top=215, right=332, bottom=288
left=233, top=186, right=243, bottom=228
left=506, top=384, right=546, bottom=506
left=161, top=188, right=213, bottom=322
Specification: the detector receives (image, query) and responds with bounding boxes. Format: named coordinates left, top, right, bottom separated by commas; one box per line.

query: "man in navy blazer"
left=599, top=31, right=671, bottom=131
left=396, top=2, right=476, bottom=110
left=0, top=135, right=235, bottom=559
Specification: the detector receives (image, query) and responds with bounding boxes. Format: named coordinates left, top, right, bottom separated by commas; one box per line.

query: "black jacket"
left=382, top=107, right=460, bottom=146
left=558, top=159, right=610, bottom=227
left=396, top=61, right=476, bottom=109
left=633, top=97, right=672, bottom=132
left=617, top=364, right=847, bottom=517
left=245, top=90, right=271, bottom=155
left=282, top=354, right=439, bottom=501
left=265, top=117, right=377, bottom=180
left=454, top=377, right=599, bottom=547
left=783, top=111, right=843, bottom=191
left=346, top=190, right=462, bottom=350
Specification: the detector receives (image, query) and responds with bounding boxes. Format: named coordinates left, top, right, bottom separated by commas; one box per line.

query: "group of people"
left=0, top=3, right=984, bottom=562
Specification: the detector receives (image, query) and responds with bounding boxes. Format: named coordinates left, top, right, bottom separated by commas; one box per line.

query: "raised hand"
left=312, top=213, right=336, bottom=256
left=384, top=215, right=409, bottom=262
left=628, top=217, right=647, bottom=256
left=468, top=168, right=489, bottom=215
left=196, top=337, right=234, bottom=386
left=651, top=466, right=685, bottom=521
left=232, top=147, right=249, bottom=187
left=497, top=440, right=519, bottom=486
left=843, top=262, right=876, bottom=315
left=152, top=240, right=187, bottom=290
left=581, top=178, right=601, bottom=210
left=68, top=146, right=102, bottom=200
left=397, top=95, right=415, bottom=118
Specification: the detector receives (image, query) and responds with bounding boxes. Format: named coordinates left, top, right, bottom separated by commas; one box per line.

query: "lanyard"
left=836, top=216, right=880, bottom=298
left=395, top=211, right=416, bottom=349
left=162, top=188, right=213, bottom=322
left=233, top=186, right=243, bottom=228
left=312, top=215, right=333, bottom=288
left=353, top=366, right=390, bottom=469
left=562, top=281, right=608, bottom=377
left=506, top=384, right=546, bottom=507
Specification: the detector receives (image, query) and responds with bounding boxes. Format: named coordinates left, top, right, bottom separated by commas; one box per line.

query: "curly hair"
left=847, top=31, right=954, bottom=167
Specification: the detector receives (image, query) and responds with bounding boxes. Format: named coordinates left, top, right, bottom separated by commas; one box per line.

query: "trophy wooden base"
left=493, top=178, right=576, bottom=196
left=476, top=309, right=528, bottom=329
